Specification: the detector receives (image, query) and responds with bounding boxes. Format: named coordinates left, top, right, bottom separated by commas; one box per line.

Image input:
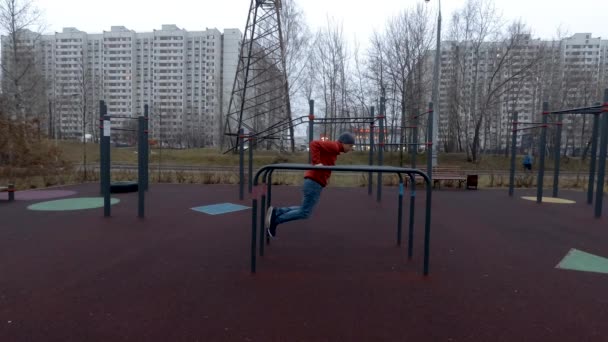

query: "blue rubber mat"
left=191, top=203, right=251, bottom=215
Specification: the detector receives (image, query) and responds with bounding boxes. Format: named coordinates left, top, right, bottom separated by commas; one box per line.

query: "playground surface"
left=1, top=182, right=608, bottom=341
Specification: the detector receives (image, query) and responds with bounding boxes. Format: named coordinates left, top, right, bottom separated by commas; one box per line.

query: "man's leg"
left=268, top=179, right=322, bottom=237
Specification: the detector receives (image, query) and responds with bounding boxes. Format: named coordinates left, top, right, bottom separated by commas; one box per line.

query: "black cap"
left=338, top=132, right=355, bottom=145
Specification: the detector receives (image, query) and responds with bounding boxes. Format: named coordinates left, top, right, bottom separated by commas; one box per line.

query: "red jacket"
left=304, top=140, right=345, bottom=187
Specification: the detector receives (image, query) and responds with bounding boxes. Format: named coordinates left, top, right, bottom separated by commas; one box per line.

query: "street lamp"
left=425, top=0, right=441, bottom=167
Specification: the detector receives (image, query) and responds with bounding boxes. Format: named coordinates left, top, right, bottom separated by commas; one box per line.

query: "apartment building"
left=435, top=33, right=608, bottom=153
left=2, top=25, right=241, bottom=146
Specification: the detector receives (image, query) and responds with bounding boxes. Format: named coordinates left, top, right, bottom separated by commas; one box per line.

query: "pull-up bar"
left=250, top=163, right=433, bottom=276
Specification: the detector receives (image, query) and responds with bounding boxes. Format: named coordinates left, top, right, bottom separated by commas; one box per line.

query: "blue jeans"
left=275, top=178, right=323, bottom=225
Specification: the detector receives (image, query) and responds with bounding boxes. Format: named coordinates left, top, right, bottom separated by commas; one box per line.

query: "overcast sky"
left=35, top=0, right=608, bottom=46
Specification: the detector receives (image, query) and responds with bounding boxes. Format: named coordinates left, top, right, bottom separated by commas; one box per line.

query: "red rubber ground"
left=1, top=183, right=607, bottom=341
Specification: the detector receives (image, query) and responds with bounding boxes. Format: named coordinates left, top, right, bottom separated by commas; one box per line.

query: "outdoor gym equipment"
left=99, top=100, right=149, bottom=218
left=250, top=164, right=433, bottom=276
left=508, top=89, right=608, bottom=219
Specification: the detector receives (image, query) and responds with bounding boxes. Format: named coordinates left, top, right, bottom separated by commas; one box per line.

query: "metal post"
left=239, top=128, right=245, bottom=201
left=8, top=184, right=14, bottom=201
left=102, top=112, right=111, bottom=217
left=408, top=176, right=416, bottom=259
left=99, top=101, right=105, bottom=195
left=251, top=198, right=258, bottom=273
left=308, top=99, right=314, bottom=164
left=137, top=116, right=145, bottom=218
left=588, top=109, right=600, bottom=205
left=427, top=102, right=434, bottom=188
left=412, top=109, right=418, bottom=169
left=552, top=112, right=563, bottom=197
left=431, top=0, right=441, bottom=169
left=508, top=111, right=518, bottom=197
left=377, top=99, right=385, bottom=203
left=424, top=174, right=432, bottom=276
left=248, top=136, right=253, bottom=194
left=144, top=104, right=149, bottom=191
left=397, top=179, right=403, bottom=246
left=536, top=103, right=548, bottom=203
left=368, top=107, right=375, bottom=196
left=259, top=194, right=266, bottom=256
left=594, top=90, right=608, bottom=218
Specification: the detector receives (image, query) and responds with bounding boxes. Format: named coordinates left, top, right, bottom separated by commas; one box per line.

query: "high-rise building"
left=434, top=33, right=608, bottom=154
left=2, top=25, right=241, bottom=147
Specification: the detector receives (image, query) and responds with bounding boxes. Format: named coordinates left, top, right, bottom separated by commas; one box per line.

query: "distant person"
left=523, top=153, right=533, bottom=171
left=265, top=132, right=355, bottom=238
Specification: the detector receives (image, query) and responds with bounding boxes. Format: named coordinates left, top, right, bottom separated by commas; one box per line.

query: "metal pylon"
left=222, top=0, right=293, bottom=152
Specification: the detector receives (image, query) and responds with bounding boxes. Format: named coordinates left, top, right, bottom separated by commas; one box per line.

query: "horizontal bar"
left=512, top=125, right=546, bottom=132
left=549, top=105, right=602, bottom=115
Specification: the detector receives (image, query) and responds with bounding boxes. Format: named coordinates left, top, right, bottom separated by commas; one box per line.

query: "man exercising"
left=265, top=132, right=355, bottom=238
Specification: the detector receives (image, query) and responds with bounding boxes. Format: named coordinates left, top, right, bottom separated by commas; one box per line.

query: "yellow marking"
left=521, top=196, right=575, bottom=204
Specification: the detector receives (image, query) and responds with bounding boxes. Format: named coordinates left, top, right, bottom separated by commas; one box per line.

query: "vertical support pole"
left=377, top=100, right=385, bottom=203
left=509, top=111, right=518, bottom=197
left=397, top=179, right=403, bottom=246
left=8, top=184, right=14, bottom=201
left=239, top=128, right=245, bottom=201
left=427, top=102, right=434, bottom=190
left=423, top=173, right=433, bottom=276
left=137, top=116, right=145, bottom=218
left=553, top=112, right=563, bottom=197
left=248, top=136, right=254, bottom=194
left=588, top=109, right=600, bottom=205
left=266, top=171, right=273, bottom=245
left=594, top=90, right=608, bottom=218
left=408, top=176, right=416, bottom=259
left=99, top=101, right=105, bottom=195
left=368, top=107, right=375, bottom=196
left=412, top=110, right=418, bottom=169
left=536, top=103, right=548, bottom=203
left=251, top=198, right=258, bottom=273
left=259, top=194, right=266, bottom=256
left=102, top=111, right=111, bottom=217
left=308, top=99, right=314, bottom=164
left=144, top=104, right=149, bottom=191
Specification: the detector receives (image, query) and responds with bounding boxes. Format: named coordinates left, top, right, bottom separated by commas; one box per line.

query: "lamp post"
left=425, top=0, right=441, bottom=167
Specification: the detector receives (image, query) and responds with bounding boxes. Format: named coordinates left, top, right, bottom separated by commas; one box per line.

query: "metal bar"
left=248, top=137, right=253, bottom=194
left=397, top=179, right=403, bottom=246
left=144, top=105, right=149, bottom=191
left=99, top=101, right=105, bottom=195
left=594, top=90, right=608, bottom=218
left=424, top=168, right=432, bottom=276
left=588, top=110, right=600, bottom=204
left=368, top=112, right=374, bottom=196
left=309, top=100, right=314, bottom=164
left=512, top=125, right=547, bottom=132
left=408, top=174, right=416, bottom=259
left=239, top=128, right=245, bottom=201
left=549, top=105, right=602, bottom=115
left=553, top=113, right=563, bottom=197
left=377, top=100, right=385, bottom=203
left=536, top=104, right=548, bottom=203
left=427, top=102, right=434, bottom=193
left=137, top=116, right=145, bottom=218
left=260, top=194, right=266, bottom=256
left=250, top=163, right=433, bottom=276
left=102, top=111, right=111, bottom=217
left=251, top=198, right=258, bottom=273
left=509, top=112, right=518, bottom=197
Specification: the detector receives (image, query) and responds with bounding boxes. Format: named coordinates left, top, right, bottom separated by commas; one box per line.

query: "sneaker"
left=265, top=206, right=274, bottom=229
left=268, top=209, right=278, bottom=238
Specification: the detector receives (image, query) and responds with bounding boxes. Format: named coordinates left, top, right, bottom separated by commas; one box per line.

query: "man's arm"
left=309, top=140, right=341, bottom=164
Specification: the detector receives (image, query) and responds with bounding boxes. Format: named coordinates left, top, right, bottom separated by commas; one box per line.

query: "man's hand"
left=314, top=163, right=323, bottom=166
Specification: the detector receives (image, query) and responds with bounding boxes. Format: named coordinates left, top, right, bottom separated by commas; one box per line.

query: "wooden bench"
left=432, top=167, right=478, bottom=190
left=1, top=184, right=15, bottom=201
